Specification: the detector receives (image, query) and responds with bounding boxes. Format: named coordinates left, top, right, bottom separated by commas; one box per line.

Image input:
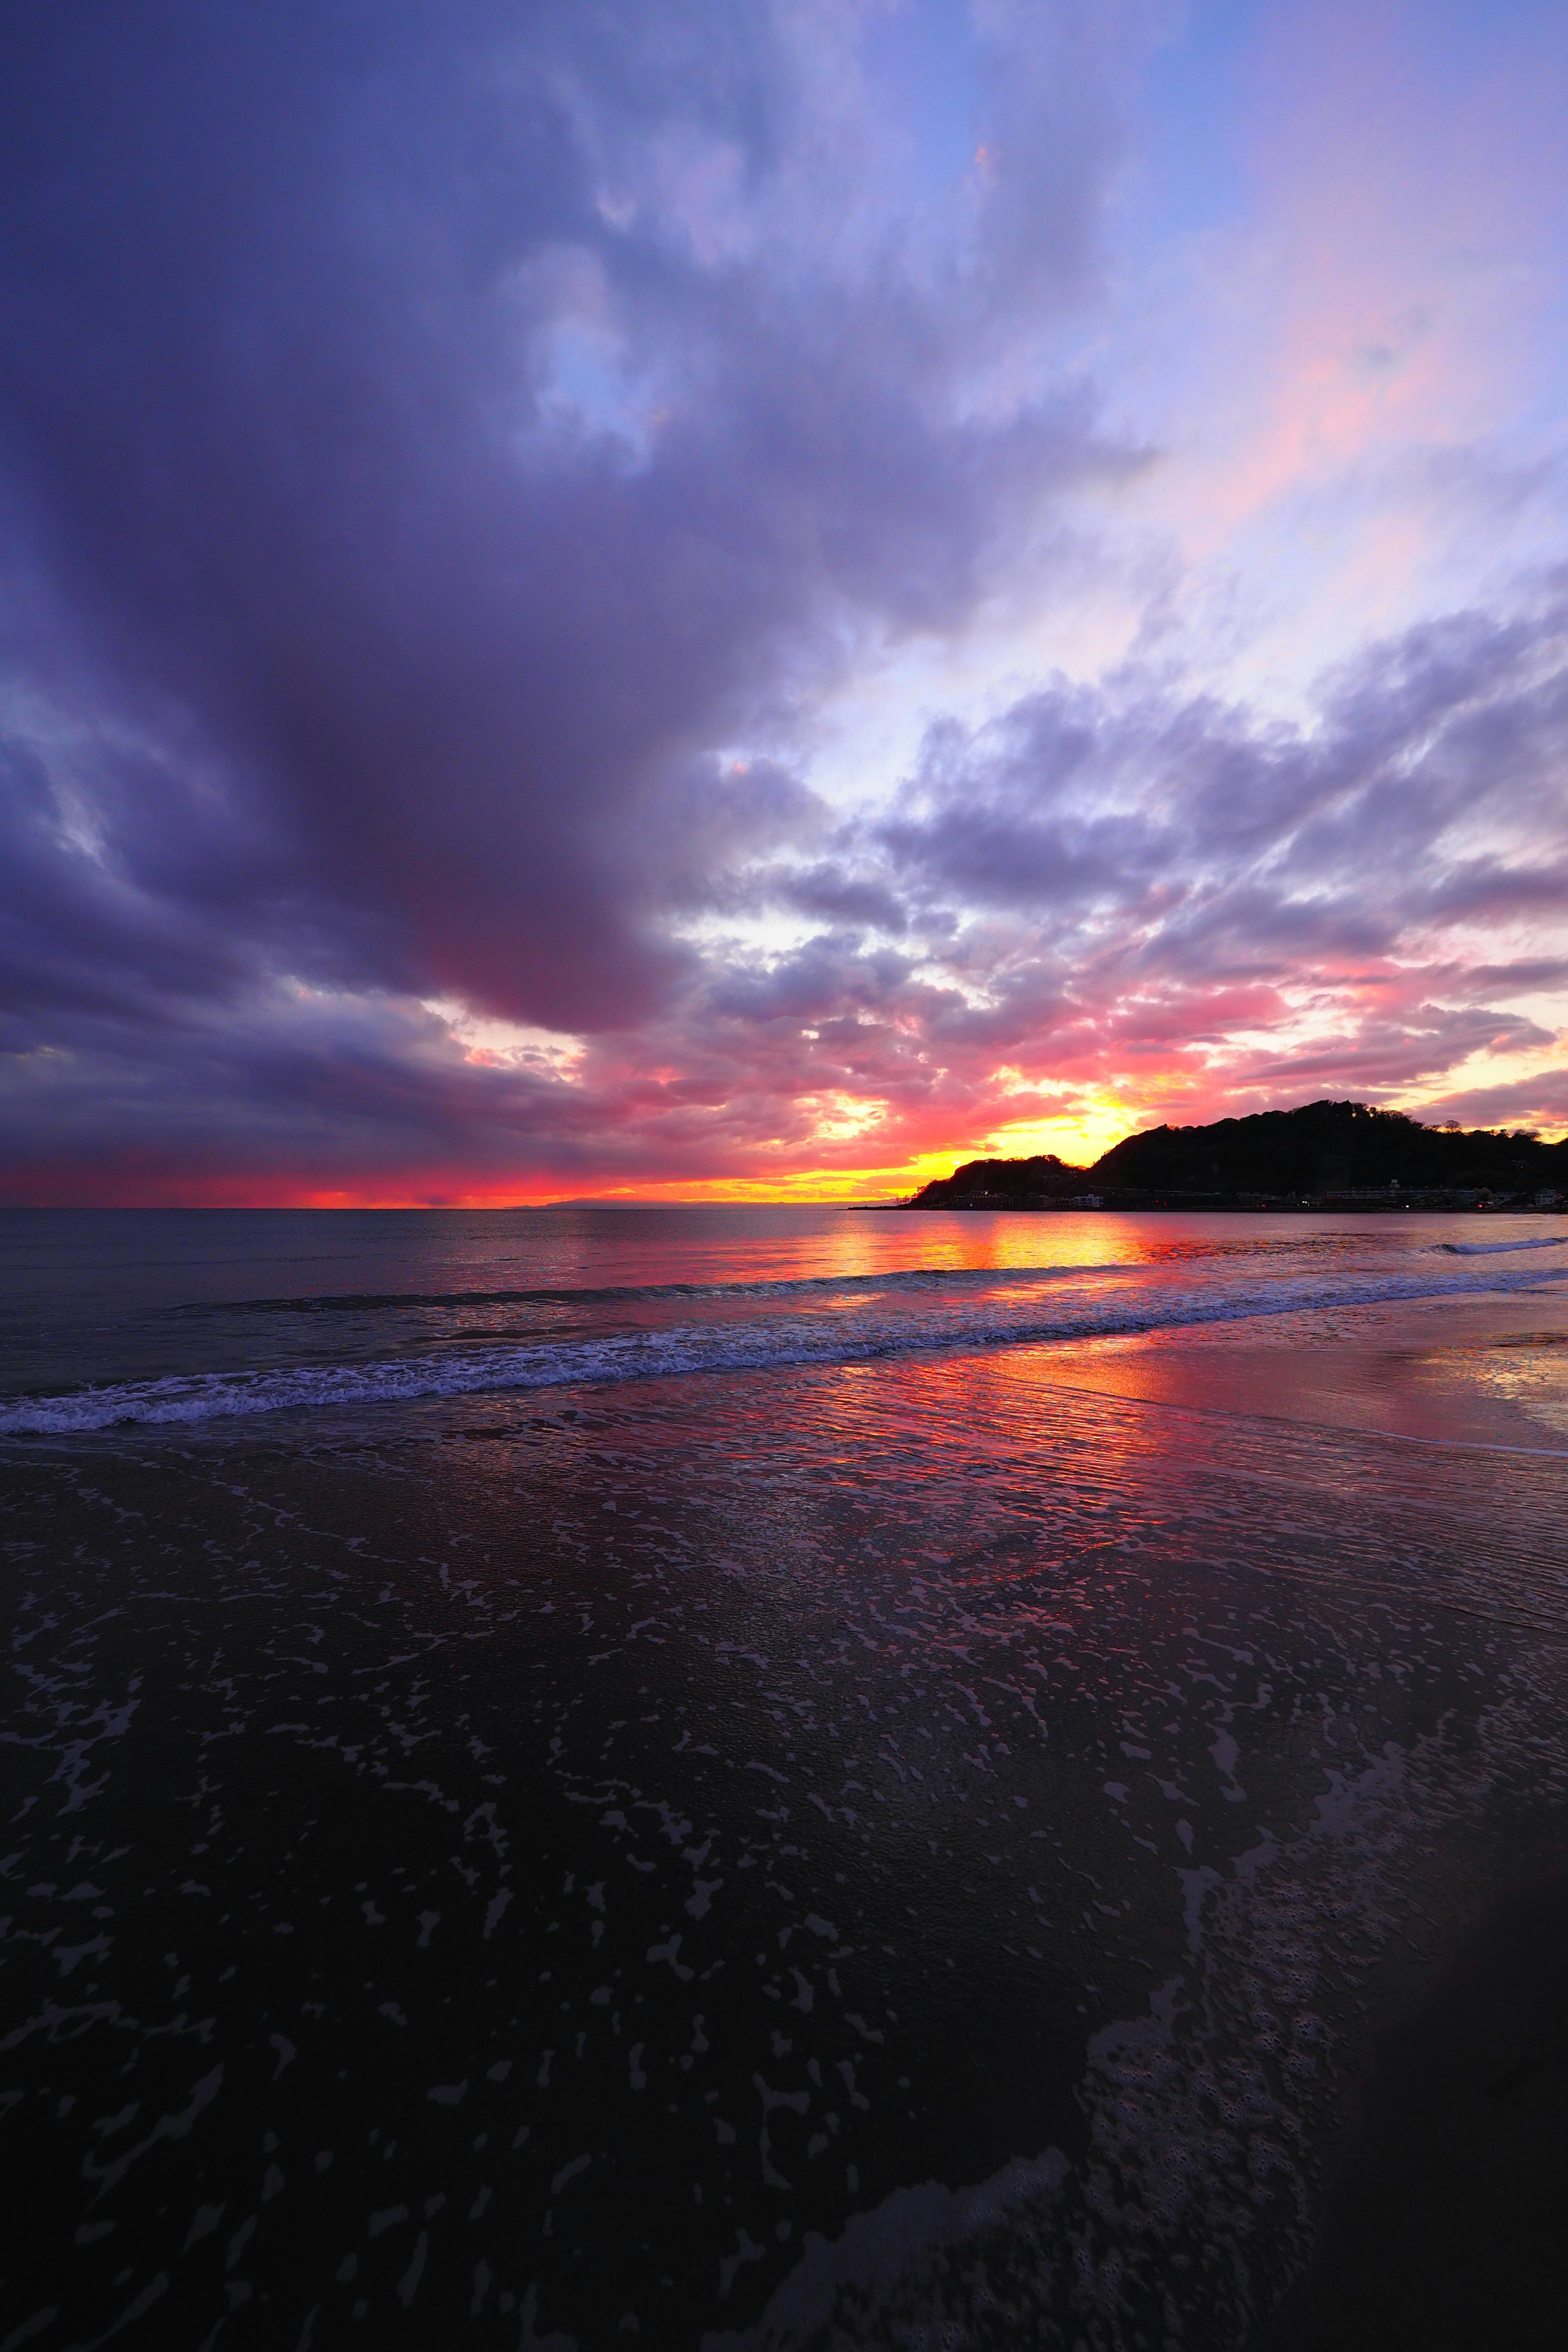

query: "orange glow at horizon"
left=7, top=1058, right=1562, bottom=1209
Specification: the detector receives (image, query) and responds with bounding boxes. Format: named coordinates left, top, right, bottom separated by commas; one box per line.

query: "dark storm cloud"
left=0, top=3, right=1564, bottom=1194
left=0, top=0, right=1131, bottom=1047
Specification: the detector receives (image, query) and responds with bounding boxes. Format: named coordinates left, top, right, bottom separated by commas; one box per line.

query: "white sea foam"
left=702, top=2147, right=1071, bottom=2351
left=5, top=1260, right=1568, bottom=1434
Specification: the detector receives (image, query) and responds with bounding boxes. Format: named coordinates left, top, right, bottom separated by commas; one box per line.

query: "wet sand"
left=1258, top=1867, right=1568, bottom=2351
left=1036, top=1288, right=1568, bottom=1453
left=2, top=1326, right=1566, bottom=2347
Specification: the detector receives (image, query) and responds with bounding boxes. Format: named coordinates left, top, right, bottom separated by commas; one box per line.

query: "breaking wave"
left=7, top=1258, right=1568, bottom=1434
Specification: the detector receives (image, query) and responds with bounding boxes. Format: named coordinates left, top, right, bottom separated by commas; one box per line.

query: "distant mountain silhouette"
left=907, top=1099, right=1566, bottom=1207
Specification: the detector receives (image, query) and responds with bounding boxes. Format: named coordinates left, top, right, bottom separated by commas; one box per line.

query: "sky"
left=2, top=0, right=1566, bottom=1205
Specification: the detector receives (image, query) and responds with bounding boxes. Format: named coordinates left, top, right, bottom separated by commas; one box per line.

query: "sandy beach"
left=4, top=1209, right=1567, bottom=2346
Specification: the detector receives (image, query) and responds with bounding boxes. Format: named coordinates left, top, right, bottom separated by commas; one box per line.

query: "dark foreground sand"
left=1261, top=1868, right=1568, bottom=2351
left=3, top=1314, right=1566, bottom=2348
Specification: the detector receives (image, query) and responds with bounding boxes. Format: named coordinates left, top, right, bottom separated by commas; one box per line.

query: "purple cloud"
left=0, top=4, right=1564, bottom=1198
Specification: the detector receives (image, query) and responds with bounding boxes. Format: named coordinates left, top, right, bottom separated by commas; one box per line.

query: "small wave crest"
left=169, top=1259, right=1138, bottom=1318
left=7, top=1261, right=1568, bottom=1435
left=1434, top=1233, right=1568, bottom=1258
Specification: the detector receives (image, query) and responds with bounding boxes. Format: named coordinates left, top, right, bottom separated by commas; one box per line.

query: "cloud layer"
left=1, top=0, right=1564, bottom=1199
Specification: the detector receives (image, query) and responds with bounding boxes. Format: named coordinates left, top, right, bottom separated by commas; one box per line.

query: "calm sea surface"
left=4, top=1207, right=1568, bottom=2348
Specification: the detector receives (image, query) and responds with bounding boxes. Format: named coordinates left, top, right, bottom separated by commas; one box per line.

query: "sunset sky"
left=2, top=0, right=1566, bottom=1204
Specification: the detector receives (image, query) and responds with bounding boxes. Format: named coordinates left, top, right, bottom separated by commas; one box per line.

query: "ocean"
left=4, top=1205, right=1568, bottom=2350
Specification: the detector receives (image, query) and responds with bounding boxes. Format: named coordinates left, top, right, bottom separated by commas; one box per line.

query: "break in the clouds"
left=1, top=0, right=1565, bottom=1201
